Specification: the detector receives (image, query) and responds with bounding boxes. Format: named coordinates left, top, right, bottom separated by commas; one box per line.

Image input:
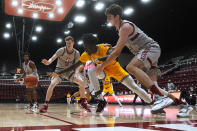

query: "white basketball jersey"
left=22, top=60, right=38, bottom=76
left=120, top=20, right=157, bottom=55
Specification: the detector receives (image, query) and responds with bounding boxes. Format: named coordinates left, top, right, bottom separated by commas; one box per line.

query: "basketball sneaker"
left=39, top=105, right=48, bottom=113
left=151, top=95, right=173, bottom=112
left=24, top=104, right=33, bottom=110
left=80, top=98, right=91, bottom=112
left=96, top=99, right=107, bottom=113
left=177, top=104, right=193, bottom=117
left=32, top=102, right=39, bottom=113
left=151, top=108, right=166, bottom=115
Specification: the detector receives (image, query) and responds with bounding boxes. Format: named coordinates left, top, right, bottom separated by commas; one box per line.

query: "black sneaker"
left=96, top=99, right=107, bottom=113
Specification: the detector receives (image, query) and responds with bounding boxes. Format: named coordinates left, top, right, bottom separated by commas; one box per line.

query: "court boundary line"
left=40, top=114, right=77, bottom=125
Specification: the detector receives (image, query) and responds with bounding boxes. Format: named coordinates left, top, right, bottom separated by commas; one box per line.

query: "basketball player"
left=51, top=33, right=152, bottom=113
left=17, top=52, right=39, bottom=110
left=101, top=76, right=122, bottom=107
left=95, top=4, right=193, bottom=117
left=39, top=36, right=90, bottom=113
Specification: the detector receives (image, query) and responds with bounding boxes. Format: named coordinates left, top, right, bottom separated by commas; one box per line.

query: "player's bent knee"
left=126, top=64, right=135, bottom=74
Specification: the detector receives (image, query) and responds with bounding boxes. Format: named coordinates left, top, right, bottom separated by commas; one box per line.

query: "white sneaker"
left=32, top=103, right=39, bottom=113
left=33, top=102, right=39, bottom=107
left=177, top=105, right=193, bottom=117
left=24, top=104, right=32, bottom=110
left=119, top=103, right=122, bottom=107
left=151, top=96, right=173, bottom=112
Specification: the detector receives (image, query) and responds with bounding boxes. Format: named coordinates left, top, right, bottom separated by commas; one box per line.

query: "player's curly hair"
left=82, top=33, right=98, bottom=46
left=81, top=33, right=98, bottom=54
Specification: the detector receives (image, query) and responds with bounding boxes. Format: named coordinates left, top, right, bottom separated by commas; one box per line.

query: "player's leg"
left=105, top=62, right=152, bottom=104
left=73, top=73, right=91, bottom=112
left=35, top=83, right=45, bottom=103
left=87, top=66, right=101, bottom=95
left=85, top=88, right=91, bottom=103
left=45, top=77, right=61, bottom=101
left=121, top=75, right=152, bottom=103
left=126, top=57, right=164, bottom=96
left=25, top=88, right=33, bottom=109
left=126, top=45, right=164, bottom=96
left=149, top=70, right=193, bottom=117
left=40, top=77, right=60, bottom=113
left=87, top=66, right=107, bottom=113
left=32, top=88, right=39, bottom=111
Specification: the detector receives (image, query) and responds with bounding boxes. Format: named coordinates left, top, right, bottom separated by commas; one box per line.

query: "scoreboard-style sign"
left=105, top=92, right=180, bottom=103
left=5, top=0, right=76, bottom=21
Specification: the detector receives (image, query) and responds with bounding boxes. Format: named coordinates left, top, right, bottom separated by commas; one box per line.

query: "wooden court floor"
left=0, top=103, right=197, bottom=131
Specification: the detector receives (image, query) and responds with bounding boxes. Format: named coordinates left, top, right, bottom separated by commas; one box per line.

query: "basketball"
left=24, top=74, right=38, bottom=88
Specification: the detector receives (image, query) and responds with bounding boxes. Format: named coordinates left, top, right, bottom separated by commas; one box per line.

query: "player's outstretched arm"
left=57, top=61, right=83, bottom=74
left=42, top=54, right=58, bottom=65
left=49, top=61, right=83, bottom=78
left=95, top=24, right=133, bottom=74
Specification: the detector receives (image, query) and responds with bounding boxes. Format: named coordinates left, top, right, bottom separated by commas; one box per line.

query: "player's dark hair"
left=81, top=33, right=98, bottom=54
left=65, top=36, right=74, bottom=41
left=105, top=4, right=123, bottom=18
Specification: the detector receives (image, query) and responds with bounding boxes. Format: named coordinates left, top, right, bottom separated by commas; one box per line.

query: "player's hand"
left=88, top=59, right=99, bottom=66
left=110, top=46, right=116, bottom=51
left=42, top=59, right=50, bottom=65
left=104, top=43, right=112, bottom=48
left=47, top=72, right=59, bottom=78
left=95, top=64, right=104, bottom=75
left=104, top=44, right=116, bottom=51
